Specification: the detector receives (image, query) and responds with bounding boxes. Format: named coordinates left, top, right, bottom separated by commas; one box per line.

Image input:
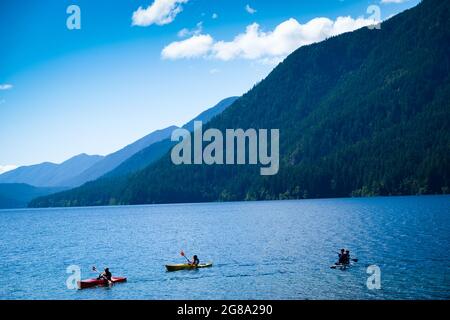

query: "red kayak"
left=77, top=277, right=127, bottom=289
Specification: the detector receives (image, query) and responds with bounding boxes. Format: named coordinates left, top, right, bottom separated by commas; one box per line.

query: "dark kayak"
left=330, top=263, right=351, bottom=269
left=77, top=276, right=127, bottom=289
left=166, top=262, right=213, bottom=272
left=331, top=256, right=359, bottom=269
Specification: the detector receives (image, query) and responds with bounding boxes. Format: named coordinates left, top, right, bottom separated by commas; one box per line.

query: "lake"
left=0, top=196, right=449, bottom=300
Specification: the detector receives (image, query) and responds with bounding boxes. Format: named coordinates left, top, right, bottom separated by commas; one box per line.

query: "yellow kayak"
left=165, top=262, right=213, bottom=272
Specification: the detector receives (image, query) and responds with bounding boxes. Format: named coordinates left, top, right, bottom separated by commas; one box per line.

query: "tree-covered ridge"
left=0, top=183, right=66, bottom=209
left=30, top=0, right=450, bottom=207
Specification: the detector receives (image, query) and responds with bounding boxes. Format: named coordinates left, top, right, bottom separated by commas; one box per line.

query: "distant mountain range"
left=0, top=97, right=238, bottom=208
left=105, top=96, right=239, bottom=178
left=29, top=0, right=450, bottom=208
left=0, top=127, right=176, bottom=189
left=61, top=125, right=178, bottom=187
left=0, top=154, right=104, bottom=187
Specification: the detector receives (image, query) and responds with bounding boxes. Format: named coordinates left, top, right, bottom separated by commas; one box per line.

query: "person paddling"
left=97, top=267, right=112, bottom=282
left=181, top=251, right=200, bottom=267
left=343, top=250, right=351, bottom=264
left=336, top=249, right=355, bottom=265
left=189, top=255, right=200, bottom=267
left=338, top=249, right=346, bottom=264
left=332, top=249, right=358, bottom=269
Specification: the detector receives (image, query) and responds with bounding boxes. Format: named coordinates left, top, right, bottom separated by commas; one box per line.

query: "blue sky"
left=0, top=0, right=419, bottom=169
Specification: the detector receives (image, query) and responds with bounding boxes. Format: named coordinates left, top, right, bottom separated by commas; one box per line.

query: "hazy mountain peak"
left=0, top=154, right=104, bottom=187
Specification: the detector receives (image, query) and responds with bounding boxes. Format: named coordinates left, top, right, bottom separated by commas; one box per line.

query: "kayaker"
left=337, top=249, right=351, bottom=265
left=97, top=267, right=112, bottom=281
left=189, top=255, right=200, bottom=266
left=343, top=250, right=351, bottom=264
left=338, top=249, right=346, bottom=264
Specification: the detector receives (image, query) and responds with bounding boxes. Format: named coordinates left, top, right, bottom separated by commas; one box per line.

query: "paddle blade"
left=180, top=251, right=185, bottom=257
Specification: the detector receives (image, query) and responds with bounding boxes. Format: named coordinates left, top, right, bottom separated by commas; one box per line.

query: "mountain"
left=1, top=97, right=237, bottom=191
left=59, top=125, right=178, bottom=187
left=0, top=154, right=104, bottom=187
left=183, top=96, right=239, bottom=132
left=30, top=0, right=450, bottom=207
left=29, top=96, right=239, bottom=206
left=0, top=183, right=65, bottom=209
left=104, top=96, right=239, bottom=178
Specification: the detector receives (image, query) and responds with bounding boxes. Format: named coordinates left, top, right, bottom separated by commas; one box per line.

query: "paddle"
left=92, top=266, right=113, bottom=285
left=180, top=251, right=192, bottom=264
left=92, top=266, right=101, bottom=275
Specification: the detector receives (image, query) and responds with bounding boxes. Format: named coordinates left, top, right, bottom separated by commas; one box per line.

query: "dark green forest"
left=30, top=0, right=450, bottom=208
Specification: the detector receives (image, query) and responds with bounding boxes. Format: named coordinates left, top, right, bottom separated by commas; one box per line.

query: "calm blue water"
left=0, top=196, right=449, bottom=300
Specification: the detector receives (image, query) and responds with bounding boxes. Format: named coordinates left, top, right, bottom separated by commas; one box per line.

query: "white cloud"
left=178, top=21, right=203, bottom=38
left=212, top=13, right=218, bottom=19
left=132, top=0, right=188, bottom=27
left=177, top=28, right=190, bottom=37
left=162, top=34, right=214, bottom=59
left=209, top=68, right=220, bottom=74
left=381, top=0, right=409, bottom=3
left=0, top=165, right=18, bottom=175
left=0, top=84, right=13, bottom=90
left=161, top=16, right=380, bottom=62
left=245, top=4, right=257, bottom=15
